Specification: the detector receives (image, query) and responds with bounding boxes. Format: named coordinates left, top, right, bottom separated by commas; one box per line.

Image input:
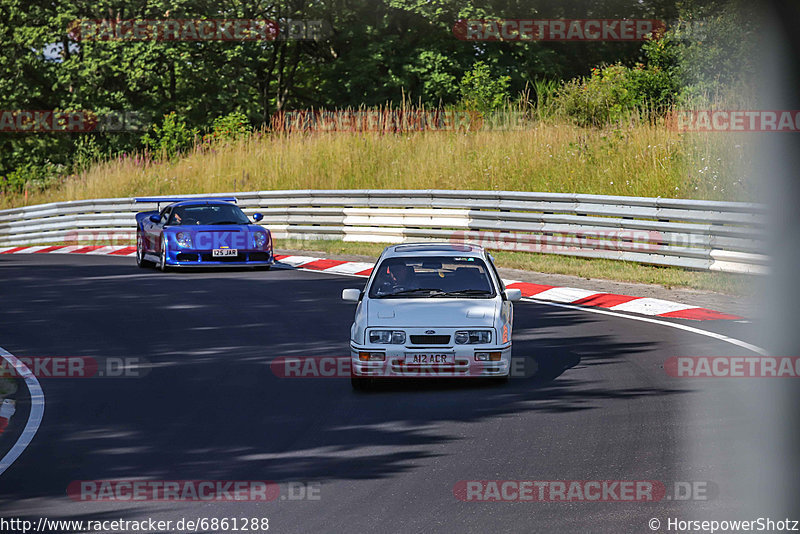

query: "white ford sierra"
left=342, top=243, right=522, bottom=390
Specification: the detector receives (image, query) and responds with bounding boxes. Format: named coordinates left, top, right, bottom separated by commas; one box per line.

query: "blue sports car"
left=134, top=197, right=274, bottom=271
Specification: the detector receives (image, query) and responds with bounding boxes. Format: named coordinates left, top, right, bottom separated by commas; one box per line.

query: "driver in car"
left=376, top=263, right=418, bottom=294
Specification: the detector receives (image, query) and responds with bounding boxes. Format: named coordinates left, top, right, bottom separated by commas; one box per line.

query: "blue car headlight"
left=176, top=232, right=192, bottom=248
left=253, top=232, right=267, bottom=248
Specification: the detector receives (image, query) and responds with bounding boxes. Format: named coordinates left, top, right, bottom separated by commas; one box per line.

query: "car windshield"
left=368, top=256, right=496, bottom=298
left=168, top=204, right=250, bottom=226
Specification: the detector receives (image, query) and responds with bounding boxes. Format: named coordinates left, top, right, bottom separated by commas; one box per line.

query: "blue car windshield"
left=168, top=204, right=250, bottom=226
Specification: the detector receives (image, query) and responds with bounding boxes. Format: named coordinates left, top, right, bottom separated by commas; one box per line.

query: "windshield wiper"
left=441, top=289, right=493, bottom=296
left=209, top=221, right=245, bottom=225
left=381, top=288, right=446, bottom=297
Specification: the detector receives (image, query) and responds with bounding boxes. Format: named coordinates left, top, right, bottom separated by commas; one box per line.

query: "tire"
left=351, top=376, right=371, bottom=391
left=158, top=237, right=168, bottom=272
left=136, top=231, right=154, bottom=268
left=254, top=265, right=271, bottom=271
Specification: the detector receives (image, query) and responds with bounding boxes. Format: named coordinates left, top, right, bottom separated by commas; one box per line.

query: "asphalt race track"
left=0, top=254, right=767, bottom=533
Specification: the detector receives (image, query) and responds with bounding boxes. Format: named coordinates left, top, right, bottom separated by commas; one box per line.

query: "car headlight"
left=455, top=330, right=492, bottom=344
left=253, top=232, right=267, bottom=248
left=369, top=330, right=406, bottom=344
left=175, top=232, right=192, bottom=248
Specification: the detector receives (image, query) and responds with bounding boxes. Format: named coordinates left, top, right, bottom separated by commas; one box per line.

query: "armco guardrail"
left=0, top=190, right=768, bottom=274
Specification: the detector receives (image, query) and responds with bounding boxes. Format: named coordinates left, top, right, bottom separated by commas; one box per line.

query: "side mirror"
left=504, top=288, right=522, bottom=302
left=342, top=289, right=361, bottom=302
left=148, top=214, right=160, bottom=223
left=252, top=213, right=264, bottom=222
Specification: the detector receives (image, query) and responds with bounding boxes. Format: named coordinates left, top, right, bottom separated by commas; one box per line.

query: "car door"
left=143, top=206, right=170, bottom=252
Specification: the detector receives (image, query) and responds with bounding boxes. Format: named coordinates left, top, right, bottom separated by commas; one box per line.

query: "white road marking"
left=50, top=245, right=86, bottom=253
left=523, top=298, right=767, bottom=355
left=276, top=255, right=323, bottom=267
left=12, top=246, right=49, bottom=254
left=609, top=297, right=696, bottom=315
left=532, top=287, right=600, bottom=303
left=0, top=346, right=45, bottom=477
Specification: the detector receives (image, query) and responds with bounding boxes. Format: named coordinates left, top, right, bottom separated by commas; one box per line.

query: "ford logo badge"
left=425, top=330, right=435, bottom=334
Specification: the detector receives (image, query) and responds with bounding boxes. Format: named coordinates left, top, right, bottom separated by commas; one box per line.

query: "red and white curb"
left=274, top=254, right=743, bottom=321
left=0, top=399, right=15, bottom=435
left=0, top=245, right=742, bottom=321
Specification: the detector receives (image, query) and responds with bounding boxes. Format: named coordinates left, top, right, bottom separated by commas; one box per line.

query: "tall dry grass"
left=0, top=117, right=756, bottom=209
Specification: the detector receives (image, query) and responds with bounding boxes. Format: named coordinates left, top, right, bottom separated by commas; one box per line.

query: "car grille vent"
left=410, top=335, right=450, bottom=345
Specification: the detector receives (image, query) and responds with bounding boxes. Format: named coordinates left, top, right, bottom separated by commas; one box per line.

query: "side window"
left=160, top=207, right=171, bottom=224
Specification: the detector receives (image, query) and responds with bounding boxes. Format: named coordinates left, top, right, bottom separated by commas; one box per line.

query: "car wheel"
left=254, top=265, right=271, bottom=271
left=158, top=237, right=168, bottom=272
left=351, top=376, right=371, bottom=391
left=136, top=232, right=153, bottom=268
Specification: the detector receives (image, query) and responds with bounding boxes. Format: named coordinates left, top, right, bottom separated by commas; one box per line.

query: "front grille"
left=249, top=252, right=271, bottom=261
left=200, top=253, right=244, bottom=262
left=409, top=335, right=451, bottom=345
left=176, top=253, right=198, bottom=262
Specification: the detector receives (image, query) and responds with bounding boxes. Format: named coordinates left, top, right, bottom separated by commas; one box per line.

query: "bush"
left=556, top=63, right=678, bottom=127
left=72, top=136, right=105, bottom=173
left=206, top=111, right=251, bottom=143
left=459, top=61, right=511, bottom=113
left=1, top=162, right=65, bottom=194
left=142, top=112, right=198, bottom=160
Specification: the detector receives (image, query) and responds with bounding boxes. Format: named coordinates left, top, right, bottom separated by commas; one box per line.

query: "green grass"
left=0, top=118, right=756, bottom=209
left=277, top=239, right=751, bottom=296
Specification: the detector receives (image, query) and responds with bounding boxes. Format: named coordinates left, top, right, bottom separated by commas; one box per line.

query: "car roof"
left=383, top=242, right=485, bottom=258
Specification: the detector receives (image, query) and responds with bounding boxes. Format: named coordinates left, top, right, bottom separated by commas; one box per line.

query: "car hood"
left=366, top=298, right=498, bottom=327
left=165, top=224, right=260, bottom=233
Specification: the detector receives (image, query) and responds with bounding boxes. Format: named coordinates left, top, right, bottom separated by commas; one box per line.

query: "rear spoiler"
left=135, top=196, right=237, bottom=211
left=134, top=197, right=237, bottom=203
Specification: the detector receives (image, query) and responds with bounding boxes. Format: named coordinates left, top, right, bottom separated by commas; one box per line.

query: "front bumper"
left=350, top=343, right=512, bottom=378
left=164, top=248, right=274, bottom=267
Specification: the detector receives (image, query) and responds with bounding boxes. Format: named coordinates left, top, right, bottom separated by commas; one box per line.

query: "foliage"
left=0, top=0, right=760, bottom=194
left=205, top=112, right=251, bottom=144
left=142, top=112, right=198, bottom=161
left=555, top=63, right=678, bottom=127
left=459, top=61, right=511, bottom=113
left=1, top=161, right=64, bottom=195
